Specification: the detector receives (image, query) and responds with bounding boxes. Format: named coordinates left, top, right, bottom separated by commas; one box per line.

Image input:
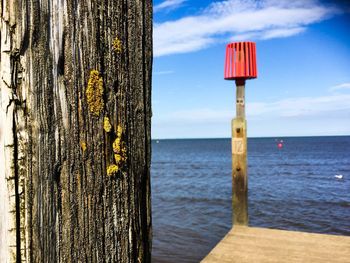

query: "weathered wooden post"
left=224, top=42, right=257, bottom=225
left=0, top=1, right=152, bottom=262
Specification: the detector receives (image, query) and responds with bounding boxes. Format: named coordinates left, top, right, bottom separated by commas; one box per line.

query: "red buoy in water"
left=277, top=142, right=283, bottom=149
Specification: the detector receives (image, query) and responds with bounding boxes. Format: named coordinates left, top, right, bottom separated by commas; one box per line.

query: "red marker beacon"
left=225, top=41, right=257, bottom=225
left=224, top=42, right=257, bottom=84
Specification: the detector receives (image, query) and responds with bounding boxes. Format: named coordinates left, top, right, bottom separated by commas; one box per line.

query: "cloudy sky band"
left=153, top=0, right=340, bottom=57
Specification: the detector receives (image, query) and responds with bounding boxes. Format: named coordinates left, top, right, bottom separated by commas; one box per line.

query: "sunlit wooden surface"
left=201, top=226, right=350, bottom=263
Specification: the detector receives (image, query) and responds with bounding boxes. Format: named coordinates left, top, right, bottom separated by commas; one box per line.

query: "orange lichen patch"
left=112, top=37, right=122, bottom=53
left=107, top=164, right=119, bottom=176
left=80, top=141, right=87, bottom=152
left=86, top=70, right=104, bottom=116
left=104, top=117, right=112, bottom=133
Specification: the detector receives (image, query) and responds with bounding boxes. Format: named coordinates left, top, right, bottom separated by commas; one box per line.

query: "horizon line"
left=152, top=134, right=350, bottom=140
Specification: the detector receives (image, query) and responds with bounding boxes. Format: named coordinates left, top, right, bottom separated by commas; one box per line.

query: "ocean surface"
left=151, top=136, right=350, bottom=263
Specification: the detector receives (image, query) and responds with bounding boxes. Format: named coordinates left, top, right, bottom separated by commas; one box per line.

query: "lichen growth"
left=107, top=164, right=119, bottom=176
left=80, top=141, right=87, bottom=152
left=86, top=70, right=104, bottom=116
left=104, top=117, right=112, bottom=133
left=112, top=138, right=121, bottom=153
left=117, top=125, right=123, bottom=137
left=107, top=125, right=127, bottom=176
left=120, top=142, right=127, bottom=160
left=112, top=37, right=122, bottom=53
left=114, top=154, right=122, bottom=163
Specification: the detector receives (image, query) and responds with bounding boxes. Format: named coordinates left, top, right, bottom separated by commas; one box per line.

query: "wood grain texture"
left=231, top=83, right=247, bottom=226
left=201, top=226, right=350, bottom=263
left=235, top=84, right=245, bottom=119
left=231, top=117, right=248, bottom=225
left=232, top=80, right=248, bottom=228
left=0, top=0, right=152, bottom=262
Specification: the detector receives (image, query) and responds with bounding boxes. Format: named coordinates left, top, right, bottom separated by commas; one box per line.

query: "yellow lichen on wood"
left=120, top=141, right=127, bottom=161
left=80, top=141, right=87, bottom=152
left=117, top=125, right=123, bottom=137
left=86, top=70, right=104, bottom=116
left=112, top=138, right=121, bottom=153
left=114, top=154, right=122, bottom=163
left=107, top=164, right=119, bottom=176
left=104, top=117, right=112, bottom=132
left=112, top=37, right=122, bottom=53
left=107, top=124, right=127, bottom=176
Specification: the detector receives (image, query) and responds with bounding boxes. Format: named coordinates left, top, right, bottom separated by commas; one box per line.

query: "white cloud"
left=153, top=93, right=350, bottom=138
left=234, top=27, right=306, bottom=41
left=329, top=82, right=350, bottom=92
left=154, top=0, right=187, bottom=13
left=247, top=94, right=350, bottom=117
left=153, top=70, right=175, bottom=75
left=154, top=0, right=340, bottom=57
left=261, top=27, right=307, bottom=40
left=154, top=94, right=350, bottom=124
left=166, top=108, right=233, bottom=123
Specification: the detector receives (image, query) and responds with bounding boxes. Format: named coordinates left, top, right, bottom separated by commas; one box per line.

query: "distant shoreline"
left=152, top=134, right=350, bottom=141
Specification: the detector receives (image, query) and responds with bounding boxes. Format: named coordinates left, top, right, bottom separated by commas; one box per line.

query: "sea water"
left=151, top=136, right=350, bottom=263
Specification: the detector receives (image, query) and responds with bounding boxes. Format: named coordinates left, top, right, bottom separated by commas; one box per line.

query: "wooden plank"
left=201, top=226, right=350, bottom=263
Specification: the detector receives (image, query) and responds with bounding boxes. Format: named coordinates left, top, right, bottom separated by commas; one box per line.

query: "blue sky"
left=152, top=0, right=350, bottom=139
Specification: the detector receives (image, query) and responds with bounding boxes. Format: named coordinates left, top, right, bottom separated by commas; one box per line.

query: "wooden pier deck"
left=201, top=226, right=350, bottom=263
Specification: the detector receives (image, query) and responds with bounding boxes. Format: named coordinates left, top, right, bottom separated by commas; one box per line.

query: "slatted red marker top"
left=224, top=42, right=257, bottom=80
